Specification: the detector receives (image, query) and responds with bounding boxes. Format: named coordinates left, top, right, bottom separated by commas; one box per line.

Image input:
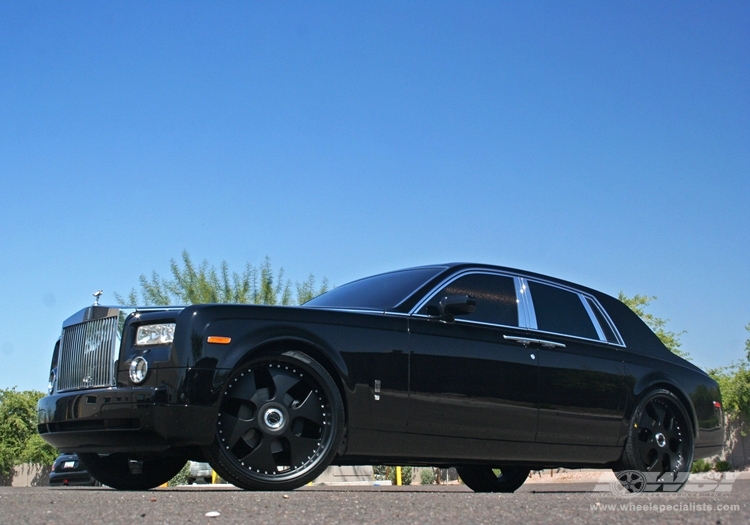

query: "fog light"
left=129, top=356, right=149, bottom=384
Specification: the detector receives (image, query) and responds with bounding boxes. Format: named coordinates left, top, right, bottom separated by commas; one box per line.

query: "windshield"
left=304, top=267, right=444, bottom=310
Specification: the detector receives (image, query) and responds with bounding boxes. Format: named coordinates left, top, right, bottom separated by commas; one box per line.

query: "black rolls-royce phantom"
left=37, top=263, right=724, bottom=492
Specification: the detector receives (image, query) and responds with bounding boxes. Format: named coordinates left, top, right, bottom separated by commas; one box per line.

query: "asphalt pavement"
left=1, top=479, right=747, bottom=525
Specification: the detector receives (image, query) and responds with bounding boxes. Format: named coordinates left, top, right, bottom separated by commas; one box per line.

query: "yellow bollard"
left=396, top=466, right=402, bottom=486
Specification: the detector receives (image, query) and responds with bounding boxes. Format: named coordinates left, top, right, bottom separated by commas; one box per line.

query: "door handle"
left=537, top=339, right=566, bottom=349
left=503, top=335, right=566, bottom=349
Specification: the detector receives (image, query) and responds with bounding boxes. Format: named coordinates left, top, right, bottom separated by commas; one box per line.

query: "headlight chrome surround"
left=135, top=323, right=176, bottom=346
left=48, top=369, right=56, bottom=394
left=129, top=356, right=149, bottom=384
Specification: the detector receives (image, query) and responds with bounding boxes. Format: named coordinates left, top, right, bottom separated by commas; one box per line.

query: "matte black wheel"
left=77, top=453, right=187, bottom=490
left=615, top=389, right=694, bottom=492
left=203, top=351, right=345, bottom=491
left=456, top=466, right=530, bottom=493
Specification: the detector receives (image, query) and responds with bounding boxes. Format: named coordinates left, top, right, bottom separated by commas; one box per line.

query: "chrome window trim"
left=408, top=316, right=524, bottom=331
left=580, top=294, right=607, bottom=341
left=585, top=296, right=625, bottom=346
left=523, top=278, right=626, bottom=347
left=307, top=307, right=414, bottom=318
left=408, top=268, right=625, bottom=347
left=513, top=277, right=528, bottom=327
left=517, top=278, right=537, bottom=330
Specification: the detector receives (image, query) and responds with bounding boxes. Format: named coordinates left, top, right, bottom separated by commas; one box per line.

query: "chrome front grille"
left=57, top=316, right=119, bottom=391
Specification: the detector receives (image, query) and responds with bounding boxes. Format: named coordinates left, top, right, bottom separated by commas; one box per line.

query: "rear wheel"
left=456, top=466, right=530, bottom=493
left=203, top=350, right=345, bottom=491
left=77, top=453, right=186, bottom=490
left=614, top=389, right=694, bottom=493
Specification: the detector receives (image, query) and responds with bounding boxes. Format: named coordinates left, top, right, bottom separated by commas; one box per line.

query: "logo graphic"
left=594, top=471, right=739, bottom=497
left=611, top=470, right=646, bottom=497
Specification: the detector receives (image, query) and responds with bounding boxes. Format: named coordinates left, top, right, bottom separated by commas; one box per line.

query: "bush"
left=691, top=459, right=712, bottom=473
left=420, top=468, right=435, bottom=485
left=389, top=466, right=412, bottom=485
left=167, top=461, right=190, bottom=486
left=372, top=465, right=387, bottom=481
left=0, top=388, right=58, bottom=477
left=373, top=465, right=413, bottom=485
left=714, top=460, right=732, bottom=472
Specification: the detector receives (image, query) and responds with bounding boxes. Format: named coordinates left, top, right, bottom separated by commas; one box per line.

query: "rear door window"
left=527, top=281, right=598, bottom=340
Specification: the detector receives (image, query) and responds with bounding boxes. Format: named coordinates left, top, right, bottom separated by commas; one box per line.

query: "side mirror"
left=427, top=295, right=476, bottom=322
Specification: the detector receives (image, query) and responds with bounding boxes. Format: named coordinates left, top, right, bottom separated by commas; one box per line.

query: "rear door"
left=524, top=280, right=628, bottom=447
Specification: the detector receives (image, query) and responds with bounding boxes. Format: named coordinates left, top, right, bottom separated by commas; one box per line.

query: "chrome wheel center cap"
left=655, top=433, right=666, bottom=448
left=263, top=407, right=285, bottom=430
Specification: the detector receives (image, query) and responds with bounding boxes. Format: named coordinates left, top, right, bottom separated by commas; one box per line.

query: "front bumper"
left=49, top=471, right=97, bottom=486
left=37, top=387, right=217, bottom=453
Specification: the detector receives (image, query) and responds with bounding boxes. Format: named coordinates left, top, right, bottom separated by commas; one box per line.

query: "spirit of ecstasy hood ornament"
left=93, top=290, right=103, bottom=306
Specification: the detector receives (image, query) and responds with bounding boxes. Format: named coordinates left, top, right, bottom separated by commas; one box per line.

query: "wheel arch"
left=232, top=337, right=351, bottom=433
left=631, top=378, right=699, bottom=438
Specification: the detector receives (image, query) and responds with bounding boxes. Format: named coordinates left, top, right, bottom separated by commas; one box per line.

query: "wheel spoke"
left=222, top=413, right=261, bottom=450
left=290, top=390, right=324, bottom=426
left=227, top=372, right=257, bottom=402
left=650, top=403, right=668, bottom=429
left=664, top=450, right=681, bottom=472
left=664, top=422, right=683, bottom=445
left=269, top=368, right=302, bottom=403
left=239, top=436, right=278, bottom=474
left=640, top=447, right=659, bottom=472
left=227, top=371, right=271, bottom=408
left=641, top=402, right=665, bottom=431
left=286, top=433, right=319, bottom=467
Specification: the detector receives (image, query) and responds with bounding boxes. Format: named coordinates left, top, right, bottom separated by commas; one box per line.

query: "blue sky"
left=1, top=1, right=747, bottom=391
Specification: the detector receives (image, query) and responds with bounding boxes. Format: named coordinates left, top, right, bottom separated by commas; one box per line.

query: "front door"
left=407, top=272, right=539, bottom=444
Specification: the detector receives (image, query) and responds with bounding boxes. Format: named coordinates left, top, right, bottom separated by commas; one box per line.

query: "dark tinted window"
left=528, top=281, right=598, bottom=339
left=304, top=267, right=443, bottom=310
left=420, top=273, right=519, bottom=327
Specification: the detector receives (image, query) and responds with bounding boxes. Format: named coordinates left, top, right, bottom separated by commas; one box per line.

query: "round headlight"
left=129, top=356, right=149, bottom=384
left=48, top=369, right=56, bottom=394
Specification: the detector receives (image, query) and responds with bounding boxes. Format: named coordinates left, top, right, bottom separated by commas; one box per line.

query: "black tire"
left=77, top=453, right=187, bottom=490
left=456, top=466, right=530, bottom=493
left=614, top=389, right=694, bottom=493
left=203, top=350, right=345, bottom=491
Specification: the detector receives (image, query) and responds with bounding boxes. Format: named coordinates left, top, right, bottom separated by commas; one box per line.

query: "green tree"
left=116, top=251, right=329, bottom=306
left=708, top=323, right=750, bottom=425
left=0, top=388, right=58, bottom=477
left=618, top=292, right=689, bottom=359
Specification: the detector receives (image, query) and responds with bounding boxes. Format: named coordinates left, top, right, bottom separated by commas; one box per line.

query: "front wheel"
left=77, top=453, right=186, bottom=490
left=456, top=466, right=530, bottom=493
left=203, top=350, right=345, bottom=491
left=614, top=389, right=694, bottom=493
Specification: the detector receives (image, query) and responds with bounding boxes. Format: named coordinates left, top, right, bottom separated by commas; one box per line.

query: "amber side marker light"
left=207, top=336, right=232, bottom=345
